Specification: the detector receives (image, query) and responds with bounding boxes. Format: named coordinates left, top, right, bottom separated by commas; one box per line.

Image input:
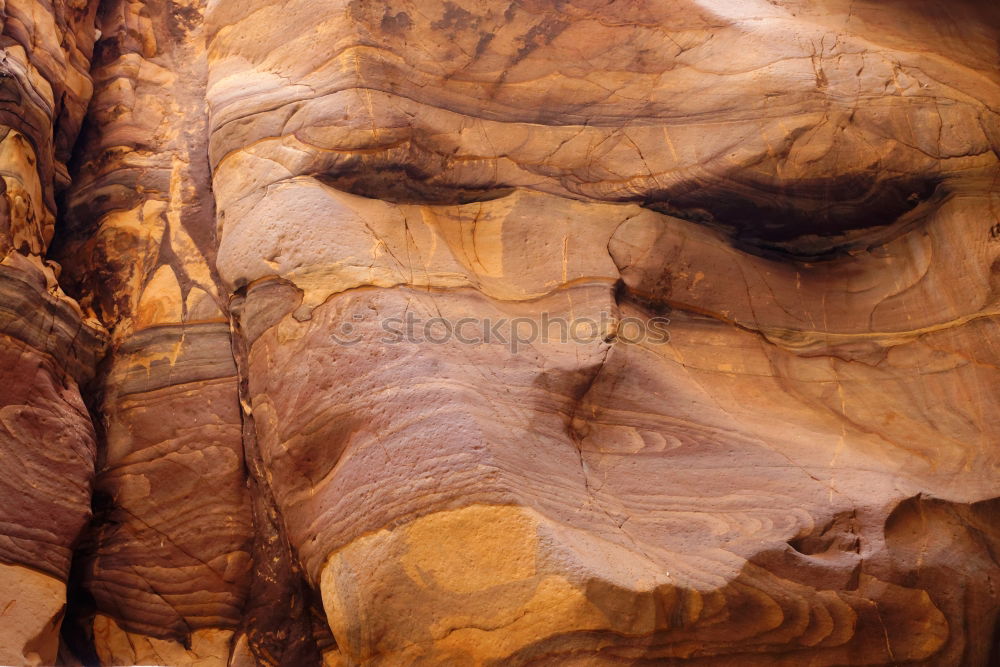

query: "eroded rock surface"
left=0, top=1, right=104, bottom=663
left=0, top=0, right=997, bottom=665
left=56, top=3, right=251, bottom=660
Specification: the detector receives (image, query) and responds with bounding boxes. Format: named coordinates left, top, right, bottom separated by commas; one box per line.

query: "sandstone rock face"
left=57, top=5, right=252, bottom=661
left=0, top=1, right=104, bottom=663
left=0, top=0, right=997, bottom=665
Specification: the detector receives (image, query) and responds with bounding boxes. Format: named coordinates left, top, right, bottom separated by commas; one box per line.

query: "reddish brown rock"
left=0, top=1, right=997, bottom=665
left=54, top=0, right=254, bottom=661
left=0, top=2, right=104, bottom=663
left=203, top=0, right=1000, bottom=664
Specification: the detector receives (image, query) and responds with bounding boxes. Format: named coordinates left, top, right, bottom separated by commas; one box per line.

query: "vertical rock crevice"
left=227, top=290, right=328, bottom=667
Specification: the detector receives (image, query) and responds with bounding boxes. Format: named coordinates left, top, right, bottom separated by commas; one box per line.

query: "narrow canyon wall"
left=0, top=1, right=998, bottom=665
left=55, top=1, right=253, bottom=663
left=0, top=1, right=104, bottom=664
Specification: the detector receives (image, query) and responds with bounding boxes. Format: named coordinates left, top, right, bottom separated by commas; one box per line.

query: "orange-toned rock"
left=54, top=0, right=255, bottom=660
left=0, top=1, right=996, bottom=665
left=204, top=0, right=1000, bottom=664
left=0, top=1, right=104, bottom=663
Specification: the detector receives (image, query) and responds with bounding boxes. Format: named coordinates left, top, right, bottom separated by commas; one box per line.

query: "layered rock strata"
left=204, top=0, right=1000, bottom=663
left=0, top=0, right=996, bottom=665
left=55, top=1, right=252, bottom=662
left=0, top=2, right=104, bottom=664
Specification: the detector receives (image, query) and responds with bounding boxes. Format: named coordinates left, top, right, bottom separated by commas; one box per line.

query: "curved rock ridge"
left=205, top=0, right=1000, bottom=255
left=203, top=0, right=999, bottom=663
left=224, top=183, right=998, bottom=664
left=0, top=0, right=995, bottom=665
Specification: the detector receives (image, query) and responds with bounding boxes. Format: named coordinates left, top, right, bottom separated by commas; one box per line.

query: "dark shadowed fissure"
left=48, top=1, right=335, bottom=662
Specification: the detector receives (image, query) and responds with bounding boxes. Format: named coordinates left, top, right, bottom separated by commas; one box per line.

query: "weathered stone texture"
left=0, top=1, right=998, bottom=665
